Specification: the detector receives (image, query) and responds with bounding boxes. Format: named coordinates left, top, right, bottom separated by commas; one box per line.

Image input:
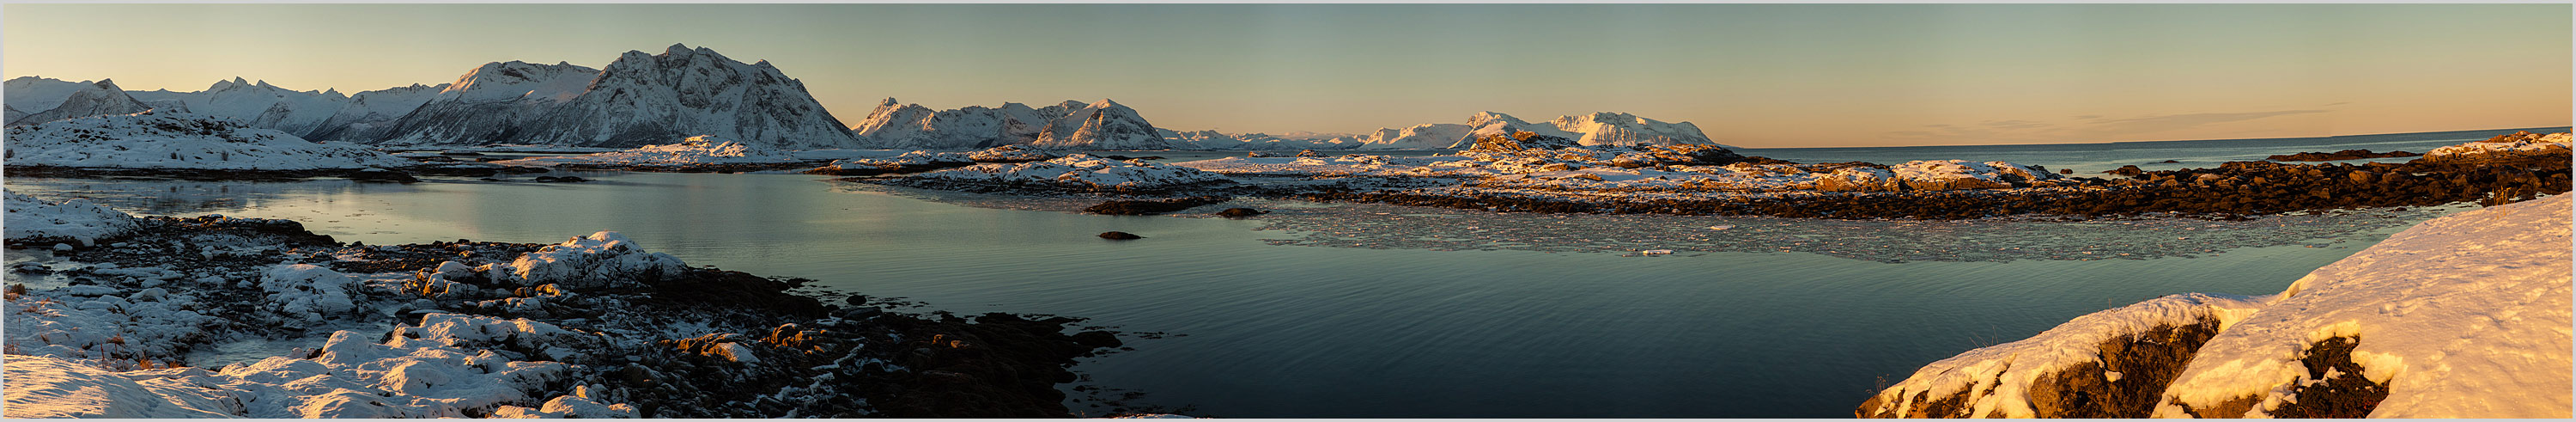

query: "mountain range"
left=3, top=44, right=1725, bottom=150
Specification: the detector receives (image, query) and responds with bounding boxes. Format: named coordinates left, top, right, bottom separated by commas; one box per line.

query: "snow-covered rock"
left=8, top=79, right=151, bottom=126
left=822, top=150, right=972, bottom=170
left=258, top=264, right=366, bottom=323
left=908, top=154, right=1229, bottom=191
left=495, top=135, right=805, bottom=168
left=1861, top=193, right=2573, bottom=419
left=2152, top=193, right=2570, bottom=418
left=498, top=44, right=862, bottom=149
left=3, top=111, right=413, bottom=170
left=965, top=144, right=1058, bottom=162
left=486, top=231, right=687, bottom=289
left=3, top=189, right=141, bottom=245
left=2419, top=131, right=2572, bottom=165
left=1886, top=160, right=2062, bottom=192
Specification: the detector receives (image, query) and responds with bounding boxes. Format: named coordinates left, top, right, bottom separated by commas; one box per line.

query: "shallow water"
left=0, top=131, right=2489, bottom=417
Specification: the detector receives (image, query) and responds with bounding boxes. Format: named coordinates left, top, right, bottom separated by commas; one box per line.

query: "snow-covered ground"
left=1862, top=193, right=2571, bottom=418
left=906, top=154, right=1230, bottom=191
left=3, top=112, right=412, bottom=170
left=3, top=189, right=141, bottom=247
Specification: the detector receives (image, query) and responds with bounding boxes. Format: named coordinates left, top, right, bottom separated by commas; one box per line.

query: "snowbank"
left=909, top=154, right=1230, bottom=191
left=2, top=111, right=410, bottom=170
left=1862, top=193, right=2572, bottom=418
left=2152, top=193, right=2571, bottom=418
left=3, top=189, right=141, bottom=246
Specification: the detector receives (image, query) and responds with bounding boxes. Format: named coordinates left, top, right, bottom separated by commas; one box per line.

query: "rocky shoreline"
left=3, top=194, right=1129, bottom=418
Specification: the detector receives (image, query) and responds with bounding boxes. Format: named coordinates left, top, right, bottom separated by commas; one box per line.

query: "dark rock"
left=2267, top=149, right=2421, bottom=162
left=1070, top=331, right=1122, bottom=349
left=1097, top=231, right=1143, bottom=240
left=532, top=175, right=591, bottom=183
left=2159, top=160, right=2180, bottom=163
left=2105, top=165, right=2147, bottom=177
left=1082, top=196, right=1230, bottom=215
left=1213, top=207, right=1268, bottom=217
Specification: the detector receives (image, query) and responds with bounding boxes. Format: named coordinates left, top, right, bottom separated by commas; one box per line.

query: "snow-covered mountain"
left=1352, top=123, right=1473, bottom=150
left=9, top=44, right=862, bottom=150
left=125, top=78, right=351, bottom=138
left=1159, top=129, right=1370, bottom=150
left=1443, top=111, right=1716, bottom=149
left=492, top=44, right=860, bottom=149
left=853, top=98, right=1168, bottom=150
left=304, top=83, right=452, bottom=142
left=1153, top=111, right=1713, bottom=151
left=6, top=79, right=151, bottom=127
left=849, top=99, right=1060, bottom=149
left=1024, top=99, right=1170, bottom=150
left=4, top=76, right=101, bottom=117
left=375, top=61, right=600, bottom=144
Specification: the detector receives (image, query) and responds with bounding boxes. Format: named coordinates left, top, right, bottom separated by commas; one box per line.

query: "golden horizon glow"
left=4, top=3, right=2567, bottom=148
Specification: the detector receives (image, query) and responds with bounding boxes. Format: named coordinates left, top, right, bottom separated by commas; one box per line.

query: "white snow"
left=486, top=231, right=687, bottom=289
left=258, top=264, right=365, bottom=323
left=3, top=111, right=412, bottom=170
left=1865, top=193, right=2572, bottom=419
left=3, top=189, right=141, bottom=245
left=909, top=154, right=1230, bottom=191
left=2424, top=131, right=2571, bottom=162
left=2152, top=193, right=2572, bottom=418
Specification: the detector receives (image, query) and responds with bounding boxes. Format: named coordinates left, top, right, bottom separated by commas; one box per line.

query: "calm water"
left=1, top=129, right=2507, bottom=417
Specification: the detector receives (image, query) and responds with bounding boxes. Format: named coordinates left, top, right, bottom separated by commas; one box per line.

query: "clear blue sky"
left=6, top=3, right=2567, bottom=147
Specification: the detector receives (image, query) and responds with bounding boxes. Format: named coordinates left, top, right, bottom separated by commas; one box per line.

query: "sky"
left=4, top=3, right=2567, bottom=148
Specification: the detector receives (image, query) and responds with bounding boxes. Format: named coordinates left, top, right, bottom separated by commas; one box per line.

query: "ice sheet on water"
left=829, top=182, right=2457, bottom=263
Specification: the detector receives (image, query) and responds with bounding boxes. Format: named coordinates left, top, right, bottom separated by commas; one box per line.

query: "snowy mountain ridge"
left=853, top=98, right=1170, bottom=150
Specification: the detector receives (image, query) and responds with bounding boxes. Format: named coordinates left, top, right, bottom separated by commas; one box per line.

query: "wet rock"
left=1213, top=207, right=1268, bottom=217
left=2105, top=165, right=2147, bottom=177
left=1082, top=196, right=1230, bottom=215
left=1097, top=231, right=1143, bottom=240
left=532, top=176, right=591, bottom=183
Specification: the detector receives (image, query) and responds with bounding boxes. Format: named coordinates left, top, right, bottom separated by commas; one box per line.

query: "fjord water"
left=1, top=130, right=2518, bottom=417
